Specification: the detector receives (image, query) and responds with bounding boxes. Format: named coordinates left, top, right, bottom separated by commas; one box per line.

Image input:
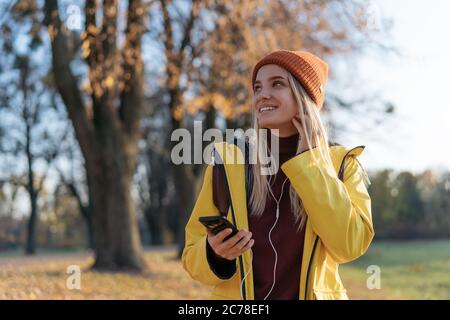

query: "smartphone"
left=199, top=215, right=239, bottom=241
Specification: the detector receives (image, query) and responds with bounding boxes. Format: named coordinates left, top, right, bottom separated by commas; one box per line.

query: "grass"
left=340, top=239, right=450, bottom=300
left=0, top=240, right=449, bottom=299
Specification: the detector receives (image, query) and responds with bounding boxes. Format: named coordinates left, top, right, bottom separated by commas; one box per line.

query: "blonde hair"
left=249, top=72, right=336, bottom=231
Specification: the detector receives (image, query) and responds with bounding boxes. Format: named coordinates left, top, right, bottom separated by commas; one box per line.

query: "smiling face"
left=252, top=64, right=299, bottom=136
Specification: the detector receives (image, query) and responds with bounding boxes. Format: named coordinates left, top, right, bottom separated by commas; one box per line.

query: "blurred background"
left=0, top=0, right=449, bottom=299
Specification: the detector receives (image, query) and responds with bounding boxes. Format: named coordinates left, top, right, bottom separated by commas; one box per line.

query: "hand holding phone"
left=199, top=215, right=254, bottom=261
left=199, top=216, right=238, bottom=241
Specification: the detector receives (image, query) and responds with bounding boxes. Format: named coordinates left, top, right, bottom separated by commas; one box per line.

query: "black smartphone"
left=199, top=215, right=239, bottom=241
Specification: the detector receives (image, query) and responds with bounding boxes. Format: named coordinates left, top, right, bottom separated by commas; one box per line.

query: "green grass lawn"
left=340, top=239, right=450, bottom=299
left=0, top=240, right=449, bottom=299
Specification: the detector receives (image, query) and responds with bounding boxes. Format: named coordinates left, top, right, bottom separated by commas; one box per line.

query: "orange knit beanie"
left=251, top=49, right=329, bottom=110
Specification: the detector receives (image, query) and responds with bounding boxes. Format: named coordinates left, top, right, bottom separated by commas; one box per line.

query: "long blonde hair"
left=248, top=72, right=336, bottom=231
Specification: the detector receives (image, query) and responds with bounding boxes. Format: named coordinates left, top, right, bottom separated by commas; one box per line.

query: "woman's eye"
left=254, top=81, right=282, bottom=92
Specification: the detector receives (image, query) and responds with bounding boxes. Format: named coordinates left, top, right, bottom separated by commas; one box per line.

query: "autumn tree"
left=0, top=27, right=65, bottom=255
left=43, top=0, right=147, bottom=271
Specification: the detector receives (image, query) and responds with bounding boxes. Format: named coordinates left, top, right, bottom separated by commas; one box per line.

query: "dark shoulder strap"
left=238, top=137, right=253, bottom=209
left=212, top=161, right=230, bottom=216
left=328, top=141, right=342, bottom=147
left=212, top=137, right=252, bottom=216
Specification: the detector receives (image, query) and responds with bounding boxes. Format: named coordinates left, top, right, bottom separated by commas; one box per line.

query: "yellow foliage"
left=173, top=107, right=183, bottom=121
left=47, top=25, right=56, bottom=42
left=103, top=76, right=115, bottom=88
left=81, top=40, right=90, bottom=58
left=87, top=24, right=98, bottom=35
left=81, top=80, right=92, bottom=95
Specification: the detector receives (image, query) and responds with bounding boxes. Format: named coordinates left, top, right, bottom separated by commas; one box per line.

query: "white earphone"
left=240, top=176, right=289, bottom=300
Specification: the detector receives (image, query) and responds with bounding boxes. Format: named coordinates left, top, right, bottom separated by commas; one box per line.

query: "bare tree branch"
left=44, top=0, right=96, bottom=162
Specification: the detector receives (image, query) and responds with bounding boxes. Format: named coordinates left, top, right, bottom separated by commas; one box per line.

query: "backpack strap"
left=234, top=137, right=253, bottom=210
left=212, top=137, right=252, bottom=216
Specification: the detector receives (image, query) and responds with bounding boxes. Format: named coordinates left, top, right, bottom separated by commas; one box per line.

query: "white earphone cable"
left=263, top=176, right=289, bottom=300
left=239, top=176, right=289, bottom=300
left=240, top=248, right=253, bottom=299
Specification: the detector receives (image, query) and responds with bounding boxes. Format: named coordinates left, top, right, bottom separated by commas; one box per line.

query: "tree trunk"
left=145, top=208, right=163, bottom=245
left=87, top=110, right=146, bottom=271
left=173, top=164, right=198, bottom=258
left=44, top=0, right=147, bottom=271
left=25, top=102, right=38, bottom=255
left=25, top=190, right=38, bottom=255
left=85, top=159, right=145, bottom=270
left=78, top=199, right=95, bottom=250
left=145, top=206, right=167, bottom=245
left=84, top=211, right=95, bottom=250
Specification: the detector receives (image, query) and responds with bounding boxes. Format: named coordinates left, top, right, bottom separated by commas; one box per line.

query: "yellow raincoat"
left=182, top=141, right=374, bottom=300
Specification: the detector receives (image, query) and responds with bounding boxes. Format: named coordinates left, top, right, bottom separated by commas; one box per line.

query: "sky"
left=338, top=0, right=450, bottom=174
left=2, top=0, right=450, bottom=219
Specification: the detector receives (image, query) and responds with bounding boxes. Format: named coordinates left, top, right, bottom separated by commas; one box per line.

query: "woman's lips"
left=258, top=106, right=278, bottom=113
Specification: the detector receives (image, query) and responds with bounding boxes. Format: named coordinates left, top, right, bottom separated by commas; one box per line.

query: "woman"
left=182, top=49, right=374, bottom=300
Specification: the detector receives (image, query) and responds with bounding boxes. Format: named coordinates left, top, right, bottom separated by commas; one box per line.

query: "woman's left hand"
left=291, top=114, right=319, bottom=154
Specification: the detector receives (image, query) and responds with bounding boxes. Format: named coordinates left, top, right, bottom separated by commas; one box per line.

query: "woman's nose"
left=256, top=88, right=272, bottom=101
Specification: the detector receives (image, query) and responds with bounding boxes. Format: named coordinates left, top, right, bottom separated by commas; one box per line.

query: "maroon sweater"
left=211, top=132, right=305, bottom=300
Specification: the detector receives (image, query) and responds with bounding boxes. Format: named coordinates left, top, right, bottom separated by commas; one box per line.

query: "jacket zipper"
left=213, top=147, right=247, bottom=300
left=338, top=145, right=365, bottom=180
left=304, top=234, right=318, bottom=300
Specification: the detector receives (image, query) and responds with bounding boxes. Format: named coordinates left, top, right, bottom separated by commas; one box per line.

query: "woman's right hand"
left=207, top=228, right=254, bottom=261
